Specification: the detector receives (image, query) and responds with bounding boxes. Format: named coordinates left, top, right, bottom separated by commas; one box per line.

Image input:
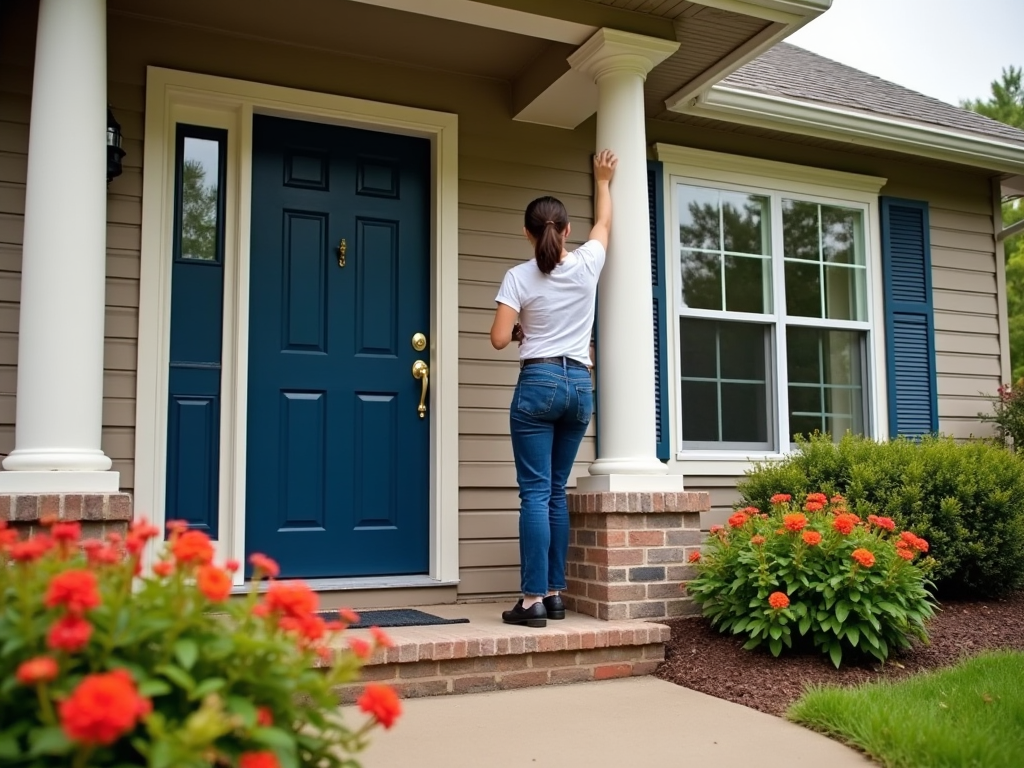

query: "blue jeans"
left=510, top=361, right=594, bottom=597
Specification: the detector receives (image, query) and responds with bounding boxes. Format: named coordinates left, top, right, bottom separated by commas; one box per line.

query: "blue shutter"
left=880, top=197, right=938, bottom=437
left=648, top=161, right=670, bottom=461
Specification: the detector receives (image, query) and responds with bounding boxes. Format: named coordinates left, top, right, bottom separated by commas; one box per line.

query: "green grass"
left=787, top=651, right=1024, bottom=768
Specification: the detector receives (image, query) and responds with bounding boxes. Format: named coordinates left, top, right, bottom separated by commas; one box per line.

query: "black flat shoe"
left=501, top=599, right=547, bottom=628
left=543, top=594, right=566, bottom=620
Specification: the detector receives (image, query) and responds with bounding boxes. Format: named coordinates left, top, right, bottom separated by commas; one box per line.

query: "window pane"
left=719, top=320, right=766, bottom=380
left=724, top=255, right=771, bottom=313
left=824, top=265, right=866, bottom=321
left=722, top=191, right=770, bottom=255
left=681, top=380, right=719, bottom=442
left=784, top=260, right=821, bottom=317
left=678, top=185, right=720, bottom=250
left=681, top=251, right=722, bottom=310
left=680, top=319, right=771, bottom=447
left=722, top=383, right=768, bottom=442
left=679, top=317, right=717, bottom=379
left=785, top=328, right=865, bottom=443
left=179, top=136, right=221, bottom=261
left=821, top=206, right=864, bottom=265
left=782, top=199, right=819, bottom=261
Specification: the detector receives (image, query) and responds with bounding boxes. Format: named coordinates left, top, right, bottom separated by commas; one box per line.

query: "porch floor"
left=326, top=602, right=671, bottom=702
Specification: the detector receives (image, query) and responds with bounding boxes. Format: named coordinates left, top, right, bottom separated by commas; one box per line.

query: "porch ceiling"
left=106, top=0, right=553, bottom=83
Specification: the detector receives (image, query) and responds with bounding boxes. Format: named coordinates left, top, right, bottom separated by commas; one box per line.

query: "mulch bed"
left=655, top=592, right=1024, bottom=717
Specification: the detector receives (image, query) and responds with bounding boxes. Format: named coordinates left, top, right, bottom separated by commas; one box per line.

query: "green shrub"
left=686, top=493, right=937, bottom=668
left=738, top=433, right=1024, bottom=597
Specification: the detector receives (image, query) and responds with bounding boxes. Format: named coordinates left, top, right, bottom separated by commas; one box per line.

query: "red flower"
left=709, top=525, right=724, bottom=535
left=750, top=535, right=766, bottom=546
left=48, top=615, right=93, bottom=652
left=249, top=553, right=281, bottom=578
left=830, top=494, right=845, bottom=503
left=899, top=531, right=929, bottom=552
left=802, top=531, right=822, bottom=546
left=851, top=548, right=876, bottom=568
left=225, top=559, right=241, bottom=573
left=738, top=506, right=761, bottom=516
left=52, top=522, right=81, bottom=545
left=349, top=638, right=372, bottom=659
left=783, top=513, right=807, bottom=532
left=806, top=493, right=828, bottom=505
left=370, top=627, right=395, bottom=649
left=197, top=565, right=232, bottom=602
left=339, top=608, right=360, bottom=625
left=265, top=581, right=318, bottom=618
left=0, top=526, right=18, bottom=549
left=82, top=540, right=121, bottom=566
left=240, top=751, right=281, bottom=768
left=727, top=512, right=749, bottom=529
left=17, top=656, right=59, bottom=685
left=130, top=519, right=161, bottom=540
left=688, top=550, right=702, bottom=562
left=152, top=561, right=174, bottom=578
left=279, top=613, right=327, bottom=644
left=39, top=513, right=58, bottom=528
left=172, top=530, right=214, bottom=566
left=45, top=570, right=101, bottom=615
left=804, top=501, right=825, bottom=513
left=166, top=519, right=189, bottom=535
left=9, top=535, right=54, bottom=562
left=768, top=592, right=790, bottom=610
left=833, top=514, right=859, bottom=535
left=867, top=515, right=896, bottom=532
left=896, top=548, right=915, bottom=561
left=914, top=537, right=929, bottom=553
left=58, top=670, right=151, bottom=746
left=358, top=684, right=402, bottom=729
left=769, top=494, right=792, bottom=505
left=256, top=707, right=274, bottom=727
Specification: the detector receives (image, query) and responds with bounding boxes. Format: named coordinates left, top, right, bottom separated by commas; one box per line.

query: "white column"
left=569, top=29, right=683, bottom=492
left=0, top=0, right=118, bottom=492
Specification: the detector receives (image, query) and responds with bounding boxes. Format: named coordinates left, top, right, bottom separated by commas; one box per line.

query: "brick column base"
left=565, top=491, right=710, bottom=621
left=0, top=493, right=133, bottom=539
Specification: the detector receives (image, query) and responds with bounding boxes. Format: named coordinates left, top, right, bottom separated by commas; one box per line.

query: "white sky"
left=787, top=0, right=1024, bottom=106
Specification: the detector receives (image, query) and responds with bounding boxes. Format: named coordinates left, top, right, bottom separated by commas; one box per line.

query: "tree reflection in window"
left=178, top=135, right=222, bottom=262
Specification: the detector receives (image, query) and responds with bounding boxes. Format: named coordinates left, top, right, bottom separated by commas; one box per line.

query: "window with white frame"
left=673, top=179, right=872, bottom=453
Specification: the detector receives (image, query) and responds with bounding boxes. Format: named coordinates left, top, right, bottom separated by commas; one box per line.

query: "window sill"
left=673, top=453, right=786, bottom=477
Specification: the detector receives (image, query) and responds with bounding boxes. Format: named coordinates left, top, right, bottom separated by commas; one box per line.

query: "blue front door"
left=245, top=114, right=430, bottom=579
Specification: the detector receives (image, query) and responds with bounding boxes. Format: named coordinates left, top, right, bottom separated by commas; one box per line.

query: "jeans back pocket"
left=516, top=380, right=559, bottom=417
left=574, top=382, right=594, bottom=424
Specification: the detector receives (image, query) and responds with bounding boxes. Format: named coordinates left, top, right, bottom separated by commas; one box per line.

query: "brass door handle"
left=337, top=238, right=347, bottom=267
left=412, top=360, right=428, bottom=419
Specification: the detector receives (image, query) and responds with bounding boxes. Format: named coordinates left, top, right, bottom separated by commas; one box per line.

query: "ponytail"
left=524, top=196, right=569, bottom=275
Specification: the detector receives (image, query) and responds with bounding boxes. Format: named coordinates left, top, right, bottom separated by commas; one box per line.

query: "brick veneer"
left=565, top=491, right=710, bottom=621
left=0, top=493, right=133, bottom=538
left=329, top=621, right=670, bottom=703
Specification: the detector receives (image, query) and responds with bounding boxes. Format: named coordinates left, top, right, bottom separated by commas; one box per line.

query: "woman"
left=490, top=149, right=617, bottom=627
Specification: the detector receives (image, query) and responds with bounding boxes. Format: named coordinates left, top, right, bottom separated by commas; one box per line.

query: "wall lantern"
left=107, top=106, right=125, bottom=183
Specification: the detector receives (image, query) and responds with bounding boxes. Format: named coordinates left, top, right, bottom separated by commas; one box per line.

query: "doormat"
left=317, top=608, right=470, bottom=629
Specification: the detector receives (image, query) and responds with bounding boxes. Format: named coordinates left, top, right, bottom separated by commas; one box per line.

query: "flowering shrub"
left=738, top=433, right=1024, bottom=596
left=980, top=380, right=1024, bottom=452
left=687, top=493, right=937, bottom=668
left=0, top=517, right=398, bottom=767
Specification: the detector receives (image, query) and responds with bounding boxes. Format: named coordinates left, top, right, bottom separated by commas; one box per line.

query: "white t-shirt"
left=494, top=240, right=605, bottom=365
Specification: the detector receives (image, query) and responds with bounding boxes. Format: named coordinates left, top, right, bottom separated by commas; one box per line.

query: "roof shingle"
left=721, top=43, right=1024, bottom=147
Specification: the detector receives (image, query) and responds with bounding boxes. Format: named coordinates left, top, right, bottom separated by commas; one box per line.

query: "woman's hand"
left=594, top=149, right=617, bottom=183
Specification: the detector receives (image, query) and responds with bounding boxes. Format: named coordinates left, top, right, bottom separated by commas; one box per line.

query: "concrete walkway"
left=349, top=677, right=873, bottom=768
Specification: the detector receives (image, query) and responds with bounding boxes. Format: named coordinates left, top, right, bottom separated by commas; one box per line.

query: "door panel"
left=246, top=114, right=430, bottom=579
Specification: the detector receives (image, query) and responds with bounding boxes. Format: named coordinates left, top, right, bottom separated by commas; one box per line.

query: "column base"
left=565, top=490, right=710, bottom=621
left=3, top=449, right=113, bottom=473
left=0, top=491, right=134, bottom=540
left=0, top=470, right=121, bottom=493
left=577, top=473, right=684, bottom=493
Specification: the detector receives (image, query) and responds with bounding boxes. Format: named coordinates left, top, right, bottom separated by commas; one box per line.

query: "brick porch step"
left=326, top=602, right=670, bottom=703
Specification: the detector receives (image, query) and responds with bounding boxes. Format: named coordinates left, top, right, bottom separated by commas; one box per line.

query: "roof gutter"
left=671, top=85, right=1024, bottom=176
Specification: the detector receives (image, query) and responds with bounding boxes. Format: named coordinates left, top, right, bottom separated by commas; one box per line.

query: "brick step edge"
left=333, top=643, right=666, bottom=703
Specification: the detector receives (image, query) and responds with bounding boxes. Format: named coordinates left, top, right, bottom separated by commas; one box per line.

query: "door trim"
left=137, top=66, right=460, bottom=585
